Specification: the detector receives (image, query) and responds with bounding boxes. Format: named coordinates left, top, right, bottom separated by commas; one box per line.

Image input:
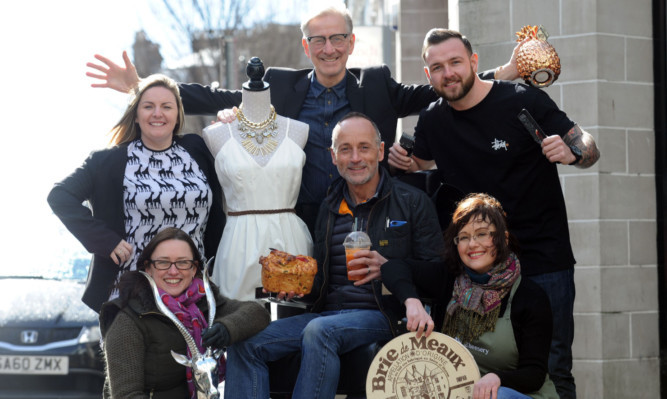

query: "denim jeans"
left=528, top=268, right=576, bottom=399
left=497, top=386, right=532, bottom=399
left=224, top=309, right=393, bottom=399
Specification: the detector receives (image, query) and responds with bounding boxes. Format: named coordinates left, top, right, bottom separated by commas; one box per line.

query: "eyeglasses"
left=150, top=259, right=196, bottom=270
left=306, top=33, right=350, bottom=49
left=453, top=230, right=495, bottom=246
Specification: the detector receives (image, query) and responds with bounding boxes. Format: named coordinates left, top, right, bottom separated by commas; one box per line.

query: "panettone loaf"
left=260, top=249, right=317, bottom=294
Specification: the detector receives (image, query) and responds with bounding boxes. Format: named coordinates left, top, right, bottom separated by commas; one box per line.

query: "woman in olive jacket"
left=99, top=228, right=269, bottom=399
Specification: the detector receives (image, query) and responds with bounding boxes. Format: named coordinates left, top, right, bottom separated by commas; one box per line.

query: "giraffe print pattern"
left=114, top=140, right=212, bottom=292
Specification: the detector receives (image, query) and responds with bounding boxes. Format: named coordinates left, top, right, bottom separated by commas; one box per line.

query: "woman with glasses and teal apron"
left=382, top=193, right=558, bottom=399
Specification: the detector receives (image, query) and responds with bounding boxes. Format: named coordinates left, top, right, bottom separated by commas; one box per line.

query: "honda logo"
left=20, top=330, right=38, bottom=344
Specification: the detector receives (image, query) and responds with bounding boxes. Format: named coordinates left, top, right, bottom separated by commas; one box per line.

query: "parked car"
left=0, top=259, right=104, bottom=398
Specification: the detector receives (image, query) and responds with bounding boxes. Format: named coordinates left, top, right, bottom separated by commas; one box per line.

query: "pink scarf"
left=158, top=277, right=226, bottom=398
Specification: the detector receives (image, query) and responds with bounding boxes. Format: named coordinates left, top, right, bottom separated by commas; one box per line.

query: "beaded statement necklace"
left=237, top=104, right=279, bottom=156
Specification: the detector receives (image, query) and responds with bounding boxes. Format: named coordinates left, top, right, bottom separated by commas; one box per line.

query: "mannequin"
left=203, top=77, right=307, bottom=165
left=203, top=57, right=312, bottom=300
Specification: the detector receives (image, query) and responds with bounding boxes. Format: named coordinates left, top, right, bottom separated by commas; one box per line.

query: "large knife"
left=517, top=108, right=548, bottom=144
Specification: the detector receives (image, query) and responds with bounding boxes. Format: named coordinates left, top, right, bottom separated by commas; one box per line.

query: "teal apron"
left=462, top=276, right=559, bottom=399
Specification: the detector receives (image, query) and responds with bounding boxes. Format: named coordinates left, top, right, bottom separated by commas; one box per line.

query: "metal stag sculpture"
left=141, top=258, right=222, bottom=399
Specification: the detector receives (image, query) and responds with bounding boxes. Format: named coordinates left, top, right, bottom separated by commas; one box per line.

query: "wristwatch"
left=569, top=145, right=582, bottom=165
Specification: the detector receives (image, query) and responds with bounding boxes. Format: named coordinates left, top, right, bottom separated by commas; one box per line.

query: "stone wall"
left=397, top=0, right=660, bottom=397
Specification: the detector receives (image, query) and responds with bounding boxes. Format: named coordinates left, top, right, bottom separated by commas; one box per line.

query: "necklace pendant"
left=237, top=104, right=280, bottom=157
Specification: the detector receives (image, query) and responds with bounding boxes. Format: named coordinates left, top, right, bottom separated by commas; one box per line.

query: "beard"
left=433, top=67, right=475, bottom=102
left=341, top=165, right=377, bottom=186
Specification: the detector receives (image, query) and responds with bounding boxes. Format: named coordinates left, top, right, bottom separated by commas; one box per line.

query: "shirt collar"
left=342, top=169, right=385, bottom=208
left=310, top=72, right=347, bottom=98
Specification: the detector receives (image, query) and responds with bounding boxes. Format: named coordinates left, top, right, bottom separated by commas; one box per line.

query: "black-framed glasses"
left=453, top=230, right=496, bottom=246
left=306, top=33, right=350, bottom=48
left=150, top=259, right=196, bottom=270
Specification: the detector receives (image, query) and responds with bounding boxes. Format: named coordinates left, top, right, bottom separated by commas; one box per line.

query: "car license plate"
left=0, top=355, right=68, bottom=375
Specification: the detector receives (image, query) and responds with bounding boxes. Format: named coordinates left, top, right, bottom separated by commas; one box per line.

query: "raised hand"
left=86, top=51, right=141, bottom=93
left=493, top=38, right=529, bottom=81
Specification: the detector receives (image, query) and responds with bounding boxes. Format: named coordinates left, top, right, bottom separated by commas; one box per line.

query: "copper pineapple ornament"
left=515, top=25, right=561, bottom=87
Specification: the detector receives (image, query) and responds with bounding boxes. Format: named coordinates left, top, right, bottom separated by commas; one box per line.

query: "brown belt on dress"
left=227, top=208, right=296, bottom=216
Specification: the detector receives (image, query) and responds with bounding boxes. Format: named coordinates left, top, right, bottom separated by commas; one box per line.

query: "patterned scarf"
left=443, top=253, right=521, bottom=344
left=158, top=277, right=226, bottom=398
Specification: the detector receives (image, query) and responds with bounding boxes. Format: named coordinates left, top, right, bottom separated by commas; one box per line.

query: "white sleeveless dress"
left=211, top=120, right=314, bottom=300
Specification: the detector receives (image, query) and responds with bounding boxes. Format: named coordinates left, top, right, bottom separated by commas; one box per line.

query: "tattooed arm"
left=541, top=124, right=600, bottom=168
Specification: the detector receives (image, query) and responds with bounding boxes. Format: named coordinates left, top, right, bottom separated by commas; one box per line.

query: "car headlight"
left=78, top=325, right=102, bottom=344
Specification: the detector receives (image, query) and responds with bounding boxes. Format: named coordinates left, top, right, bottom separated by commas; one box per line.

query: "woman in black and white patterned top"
left=48, top=74, right=224, bottom=313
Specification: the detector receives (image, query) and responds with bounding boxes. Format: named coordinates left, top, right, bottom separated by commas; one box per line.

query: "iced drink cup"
left=343, top=230, right=371, bottom=281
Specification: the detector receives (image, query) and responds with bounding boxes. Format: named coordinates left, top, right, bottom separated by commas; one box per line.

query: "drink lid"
left=344, top=230, right=371, bottom=246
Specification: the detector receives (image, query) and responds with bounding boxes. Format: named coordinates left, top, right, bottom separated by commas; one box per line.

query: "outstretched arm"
left=86, top=51, right=141, bottom=93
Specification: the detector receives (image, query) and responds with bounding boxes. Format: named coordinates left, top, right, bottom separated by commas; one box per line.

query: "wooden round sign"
left=366, top=332, right=480, bottom=399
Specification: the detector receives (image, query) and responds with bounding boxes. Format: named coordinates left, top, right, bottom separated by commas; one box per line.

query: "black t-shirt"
left=413, top=81, right=576, bottom=275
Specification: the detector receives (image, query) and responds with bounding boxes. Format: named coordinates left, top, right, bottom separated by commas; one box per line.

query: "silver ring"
left=367, top=267, right=371, bottom=275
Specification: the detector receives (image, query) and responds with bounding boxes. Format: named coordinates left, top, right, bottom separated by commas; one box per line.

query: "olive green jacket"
left=99, top=274, right=270, bottom=398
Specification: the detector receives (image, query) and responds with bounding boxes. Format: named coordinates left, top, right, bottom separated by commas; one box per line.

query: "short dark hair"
left=331, top=112, right=382, bottom=149
left=422, top=28, right=474, bottom=61
left=443, top=193, right=519, bottom=275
